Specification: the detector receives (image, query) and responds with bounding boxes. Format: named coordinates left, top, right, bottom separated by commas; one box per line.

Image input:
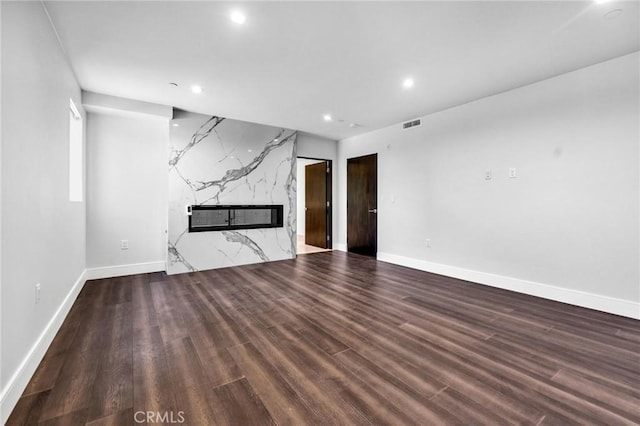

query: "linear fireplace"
left=188, top=205, right=283, bottom=232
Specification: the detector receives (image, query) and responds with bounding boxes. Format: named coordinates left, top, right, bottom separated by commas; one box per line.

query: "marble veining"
left=167, top=111, right=297, bottom=274
left=169, top=116, right=224, bottom=168
left=167, top=241, right=196, bottom=272
left=197, top=130, right=297, bottom=205
left=222, top=231, right=269, bottom=262
left=285, top=141, right=297, bottom=256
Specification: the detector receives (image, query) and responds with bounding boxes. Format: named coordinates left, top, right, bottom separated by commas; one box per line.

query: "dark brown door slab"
left=305, top=161, right=328, bottom=248
left=347, top=154, right=377, bottom=256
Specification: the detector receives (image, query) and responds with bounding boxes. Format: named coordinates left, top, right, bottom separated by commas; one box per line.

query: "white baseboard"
left=334, top=243, right=347, bottom=252
left=0, top=269, right=87, bottom=423
left=85, top=261, right=165, bottom=280
left=377, top=252, right=640, bottom=320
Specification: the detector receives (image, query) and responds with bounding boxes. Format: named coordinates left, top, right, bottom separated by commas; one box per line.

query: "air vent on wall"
left=402, top=118, right=422, bottom=130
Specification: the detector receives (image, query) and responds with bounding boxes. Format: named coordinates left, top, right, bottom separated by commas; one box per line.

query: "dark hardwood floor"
left=8, top=251, right=640, bottom=425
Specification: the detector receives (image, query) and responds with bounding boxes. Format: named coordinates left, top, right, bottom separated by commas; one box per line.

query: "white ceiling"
left=44, top=1, right=639, bottom=140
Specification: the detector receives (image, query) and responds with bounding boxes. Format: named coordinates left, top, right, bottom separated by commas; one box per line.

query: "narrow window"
left=69, top=98, right=83, bottom=202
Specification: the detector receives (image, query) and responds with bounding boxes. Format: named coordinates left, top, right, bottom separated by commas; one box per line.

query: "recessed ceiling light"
left=169, top=82, right=178, bottom=87
left=191, top=85, right=203, bottom=94
left=172, top=123, right=180, bottom=127
left=230, top=11, right=246, bottom=24
left=273, top=138, right=279, bottom=142
left=323, top=114, right=332, bottom=122
left=248, top=149, right=252, bottom=153
left=403, top=78, right=415, bottom=89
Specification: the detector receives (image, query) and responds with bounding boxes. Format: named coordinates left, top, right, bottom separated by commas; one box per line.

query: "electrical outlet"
left=509, top=167, right=517, bottom=178
left=35, top=283, right=41, bottom=304
left=426, top=239, right=431, bottom=248
left=121, top=240, right=129, bottom=250
left=485, top=170, right=492, bottom=180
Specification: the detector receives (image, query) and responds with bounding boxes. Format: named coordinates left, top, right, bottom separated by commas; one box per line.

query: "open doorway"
left=297, top=157, right=332, bottom=255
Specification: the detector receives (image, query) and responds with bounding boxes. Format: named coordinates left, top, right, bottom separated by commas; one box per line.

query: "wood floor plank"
left=295, top=320, right=349, bottom=355
left=5, top=390, right=50, bottom=426
left=37, top=409, right=88, bottom=426
left=616, top=328, right=640, bottom=343
left=227, top=341, right=326, bottom=425
left=106, top=276, right=132, bottom=305
left=223, top=306, right=373, bottom=425
left=132, top=325, right=178, bottom=417
left=186, top=319, right=244, bottom=388
left=8, top=251, right=639, bottom=425
left=86, top=302, right=133, bottom=422
left=131, top=277, right=158, bottom=331
left=150, top=281, right=189, bottom=344
left=333, top=349, right=459, bottom=424
left=429, top=386, right=515, bottom=425
left=354, top=319, right=545, bottom=423
left=23, top=310, right=83, bottom=396
left=551, top=368, right=640, bottom=422
left=38, top=316, right=104, bottom=421
left=22, top=352, right=69, bottom=397
left=260, top=323, right=387, bottom=425
left=400, top=321, right=637, bottom=424
left=162, top=337, right=218, bottom=425
left=85, top=409, right=134, bottom=426
left=209, top=378, right=276, bottom=426
left=490, top=327, right=640, bottom=389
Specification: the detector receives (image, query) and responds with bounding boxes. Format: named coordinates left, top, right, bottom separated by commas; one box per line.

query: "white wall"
left=297, top=132, right=338, bottom=160
left=297, top=132, right=338, bottom=245
left=85, top=111, right=169, bottom=277
left=296, top=158, right=325, bottom=235
left=338, top=52, right=639, bottom=318
left=1, top=2, right=86, bottom=420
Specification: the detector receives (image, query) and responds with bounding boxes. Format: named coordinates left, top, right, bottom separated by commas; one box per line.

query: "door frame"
left=298, top=156, right=333, bottom=250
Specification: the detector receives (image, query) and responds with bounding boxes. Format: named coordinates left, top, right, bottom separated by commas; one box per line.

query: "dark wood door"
left=347, top=154, right=377, bottom=257
left=305, top=161, right=328, bottom=248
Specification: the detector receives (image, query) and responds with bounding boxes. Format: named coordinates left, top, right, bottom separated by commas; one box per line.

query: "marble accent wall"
left=168, top=111, right=297, bottom=274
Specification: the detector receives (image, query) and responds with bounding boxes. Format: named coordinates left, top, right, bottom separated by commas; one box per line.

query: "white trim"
left=69, top=98, right=81, bottom=120
left=0, top=269, right=87, bottom=423
left=85, top=261, right=165, bottom=280
left=377, top=252, right=640, bottom=320
left=335, top=243, right=347, bottom=252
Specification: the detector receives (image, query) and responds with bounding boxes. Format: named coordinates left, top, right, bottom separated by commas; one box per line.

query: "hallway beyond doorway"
left=296, top=234, right=331, bottom=255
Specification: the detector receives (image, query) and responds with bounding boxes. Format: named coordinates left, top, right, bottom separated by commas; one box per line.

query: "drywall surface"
left=297, top=132, right=337, bottom=160
left=338, top=52, right=639, bottom=309
left=1, top=1, right=86, bottom=418
left=86, top=111, right=169, bottom=270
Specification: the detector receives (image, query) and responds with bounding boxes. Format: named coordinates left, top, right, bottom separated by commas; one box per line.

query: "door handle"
left=368, top=208, right=377, bottom=213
